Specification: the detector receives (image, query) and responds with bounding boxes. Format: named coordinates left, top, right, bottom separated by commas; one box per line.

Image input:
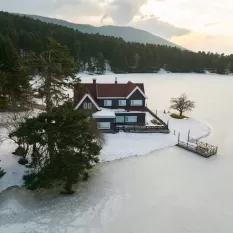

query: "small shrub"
left=18, top=158, right=29, bottom=165
left=170, top=113, right=188, bottom=119
left=0, top=164, right=5, bottom=179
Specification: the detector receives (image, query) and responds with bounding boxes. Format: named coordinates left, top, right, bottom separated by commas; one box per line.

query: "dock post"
left=188, top=129, right=190, bottom=142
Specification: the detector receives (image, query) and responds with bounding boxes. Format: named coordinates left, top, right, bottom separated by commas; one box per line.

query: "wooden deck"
left=177, top=141, right=218, bottom=158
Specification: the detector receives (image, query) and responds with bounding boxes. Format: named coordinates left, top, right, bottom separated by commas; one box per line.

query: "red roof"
left=74, top=80, right=145, bottom=104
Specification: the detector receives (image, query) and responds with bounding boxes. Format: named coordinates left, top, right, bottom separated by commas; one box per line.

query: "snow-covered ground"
left=99, top=112, right=210, bottom=162
left=0, top=110, right=210, bottom=193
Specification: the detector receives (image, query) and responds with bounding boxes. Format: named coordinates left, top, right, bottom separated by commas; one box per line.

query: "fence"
left=115, top=124, right=170, bottom=134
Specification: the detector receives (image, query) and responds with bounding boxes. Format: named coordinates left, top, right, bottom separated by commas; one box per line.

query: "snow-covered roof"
left=92, top=108, right=146, bottom=118
left=92, top=108, right=116, bottom=118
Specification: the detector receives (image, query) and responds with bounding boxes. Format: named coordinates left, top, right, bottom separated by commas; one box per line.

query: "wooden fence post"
left=188, top=129, right=190, bottom=142
left=174, top=130, right=176, bottom=135
left=178, top=132, right=180, bottom=144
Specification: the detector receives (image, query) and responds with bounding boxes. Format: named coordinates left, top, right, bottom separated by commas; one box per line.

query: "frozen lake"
left=1, top=73, right=233, bottom=233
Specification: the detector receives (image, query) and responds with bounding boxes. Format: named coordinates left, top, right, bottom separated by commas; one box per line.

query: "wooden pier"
left=176, top=131, right=218, bottom=158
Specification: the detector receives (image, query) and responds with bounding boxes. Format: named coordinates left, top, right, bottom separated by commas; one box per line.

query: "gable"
left=75, top=94, right=100, bottom=110
left=126, top=86, right=147, bottom=99
left=128, top=89, right=145, bottom=99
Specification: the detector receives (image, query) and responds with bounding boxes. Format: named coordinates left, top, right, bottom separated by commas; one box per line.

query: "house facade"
left=74, top=78, right=148, bottom=132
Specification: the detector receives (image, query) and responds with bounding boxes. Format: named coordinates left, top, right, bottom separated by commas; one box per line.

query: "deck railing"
left=177, top=132, right=218, bottom=158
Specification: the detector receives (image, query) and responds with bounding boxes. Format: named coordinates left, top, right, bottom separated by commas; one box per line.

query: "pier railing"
left=177, top=131, right=218, bottom=158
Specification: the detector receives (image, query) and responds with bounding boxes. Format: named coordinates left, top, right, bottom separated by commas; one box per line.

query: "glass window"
left=131, top=100, right=143, bottom=106
left=115, top=116, right=125, bottom=123
left=104, top=100, right=112, bottom=106
left=88, top=103, right=92, bottom=109
left=125, top=116, right=137, bottom=123
left=119, top=100, right=126, bottom=106
left=83, top=103, right=88, bottom=109
left=98, top=122, right=111, bottom=129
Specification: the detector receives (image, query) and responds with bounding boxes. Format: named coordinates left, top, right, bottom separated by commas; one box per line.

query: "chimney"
left=115, top=77, right=117, bottom=84
left=93, top=79, right=96, bottom=85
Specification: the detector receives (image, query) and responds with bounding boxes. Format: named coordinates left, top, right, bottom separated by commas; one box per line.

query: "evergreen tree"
left=11, top=103, right=103, bottom=193
left=24, top=38, right=79, bottom=113
left=96, top=53, right=105, bottom=74
left=87, top=58, right=95, bottom=73
left=0, top=34, right=31, bottom=109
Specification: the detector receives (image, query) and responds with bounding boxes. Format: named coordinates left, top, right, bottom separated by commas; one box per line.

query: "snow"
left=92, top=108, right=116, bottom=118
left=0, top=129, right=26, bottom=193
left=99, top=111, right=210, bottom=162
left=92, top=108, right=146, bottom=118
left=145, top=112, right=161, bottom=126
left=0, top=72, right=211, bottom=193
left=0, top=110, right=210, bottom=193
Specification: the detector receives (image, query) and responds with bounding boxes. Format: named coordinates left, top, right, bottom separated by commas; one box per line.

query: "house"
left=74, top=78, right=148, bottom=132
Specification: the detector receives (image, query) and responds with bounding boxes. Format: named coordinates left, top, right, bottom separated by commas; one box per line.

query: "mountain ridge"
left=24, top=14, right=184, bottom=49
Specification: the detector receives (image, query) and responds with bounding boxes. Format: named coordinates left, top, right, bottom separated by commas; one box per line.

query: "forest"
left=0, top=11, right=233, bottom=76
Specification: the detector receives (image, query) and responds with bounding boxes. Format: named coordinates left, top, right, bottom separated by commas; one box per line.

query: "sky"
left=1, top=0, right=233, bottom=54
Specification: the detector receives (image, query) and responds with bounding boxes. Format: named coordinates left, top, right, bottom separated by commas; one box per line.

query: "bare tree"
left=170, top=93, right=195, bottom=116
left=2, top=110, right=35, bottom=158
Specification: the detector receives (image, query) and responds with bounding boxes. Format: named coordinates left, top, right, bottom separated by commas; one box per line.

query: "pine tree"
left=12, top=103, right=104, bottom=193
left=87, top=58, right=95, bottom=73
left=25, top=38, right=79, bottom=113
left=0, top=34, right=31, bottom=110
left=96, top=53, right=105, bottom=74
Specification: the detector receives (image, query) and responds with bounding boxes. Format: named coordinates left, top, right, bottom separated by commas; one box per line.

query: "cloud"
left=171, top=32, right=233, bottom=54
left=204, top=21, right=221, bottom=27
left=132, top=18, right=191, bottom=39
left=100, top=13, right=109, bottom=25
left=105, top=0, right=147, bottom=25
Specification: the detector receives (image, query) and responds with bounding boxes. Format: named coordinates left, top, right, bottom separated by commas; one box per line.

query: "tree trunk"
left=180, top=110, right=183, bottom=116
left=63, top=179, right=74, bottom=195
left=44, top=74, right=56, bottom=160
left=44, top=75, right=53, bottom=113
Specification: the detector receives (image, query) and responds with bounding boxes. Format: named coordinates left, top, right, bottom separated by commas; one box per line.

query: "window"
left=104, top=100, right=112, bottom=106
left=125, top=116, right=137, bottom=123
left=131, top=100, right=143, bottom=106
left=115, top=116, right=125, bottom=123
left=119, top=100, right=126, bottom=106
left=98, top=122, right=111, bottom=129
left=84, top=103, right=88, bottom=109
left=88, top=103, right=92, bottom=109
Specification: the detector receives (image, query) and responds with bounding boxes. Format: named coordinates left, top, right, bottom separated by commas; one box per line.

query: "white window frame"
left=104, top=100, right=112, bottom=106
left=88, top=103, right=92, bottom=109
left=115, top=116, right=125, bottom=123
left=83, top=103, right=88, bottom=109
left=119, top=100, right=126, bottom=106
left=98, top=122, right=111, bottom=129
left=131, top=100, right=143, bottom=106
left=125, top=116, right=137, bottom=123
